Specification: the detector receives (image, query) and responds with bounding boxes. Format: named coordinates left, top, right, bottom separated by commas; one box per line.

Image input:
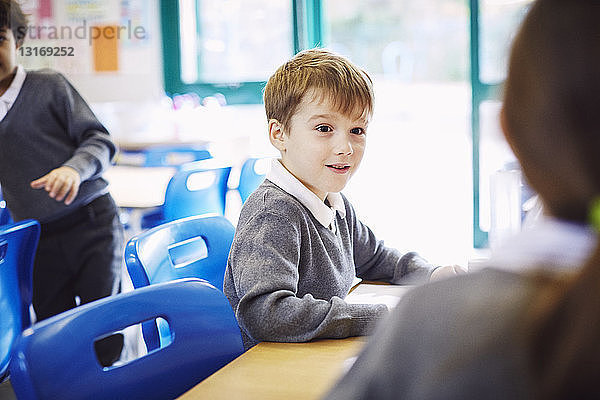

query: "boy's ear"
left=268, top=119, right=286, bottom=152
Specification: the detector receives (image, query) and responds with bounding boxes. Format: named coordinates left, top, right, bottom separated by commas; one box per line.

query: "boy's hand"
left=430, top=265, right=467, bottom=282
left=30, top=166, right=81, bottom=205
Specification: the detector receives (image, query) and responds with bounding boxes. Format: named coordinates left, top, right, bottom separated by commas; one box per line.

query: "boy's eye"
left=316, top=125, right=332, bottom=133
left=350, top=127, right=366, bottom=135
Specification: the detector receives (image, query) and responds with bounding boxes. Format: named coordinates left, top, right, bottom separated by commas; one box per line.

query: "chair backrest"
left=143, top=145, right=211, bottom=167
left=9, top=278, right=244, bottom=400
left=164, top=159, right=232, bottom=221
left=125, top=214, right=235, bottom=349
left=125, top=214, right=235, bottom=289
left=0, top=220, right=40, bottom=380
left=238, top=157, right=271, bottom=203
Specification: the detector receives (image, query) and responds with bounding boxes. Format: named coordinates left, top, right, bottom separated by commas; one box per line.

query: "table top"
left=179, top=283, right=412, bottom=400
left=115, top=139, right=209, bottom=152
left=178, top=337, right=367, bottom=400
left=104, top=165, right=176, bottom=208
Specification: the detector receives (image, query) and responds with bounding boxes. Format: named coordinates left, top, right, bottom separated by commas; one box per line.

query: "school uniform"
left=224, top=159, right=437, bottom=349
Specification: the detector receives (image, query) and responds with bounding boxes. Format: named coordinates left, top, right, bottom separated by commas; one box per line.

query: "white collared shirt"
left=266, top=158, right=346, bottom=233
left=0, top=65, right=26, bottom=121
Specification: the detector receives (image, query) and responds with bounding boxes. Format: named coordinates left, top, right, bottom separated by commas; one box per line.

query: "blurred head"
left=0, top=0, right=26, bottom=92
left=264, top=48, right=374, bottom=133
left=0, top=0, right=27, bottom=48
left=501, top=0, right=600, bottom=223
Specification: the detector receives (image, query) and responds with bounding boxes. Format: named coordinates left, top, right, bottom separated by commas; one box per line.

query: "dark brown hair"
left=503, top=0, right=600, bottom=397
left=0, top=0, right=28, bottom=47
left=263, top=48, right=374, bottom=132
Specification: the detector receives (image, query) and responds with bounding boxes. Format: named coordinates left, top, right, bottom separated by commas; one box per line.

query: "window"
left=322, top=0, right=471, bottom=261
left=160, top=0, right=322, bottom=104
left=470, top=0, right=533, bottom=247
left=324, top=0, right=467, bottom=82
left=161, top=0, right=532, bottom=250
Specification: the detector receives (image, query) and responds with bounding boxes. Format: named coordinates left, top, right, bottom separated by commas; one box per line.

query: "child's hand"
left=430, top=265, right=467, bottom=282
left=30, top=166, right=81, bottom=205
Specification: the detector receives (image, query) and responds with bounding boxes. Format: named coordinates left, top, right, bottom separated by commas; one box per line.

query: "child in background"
left=325, top=1, right=600, bottom=398
left=224, top=48, right=464, bottom=350
left=0, top=0, right=123, bottom=365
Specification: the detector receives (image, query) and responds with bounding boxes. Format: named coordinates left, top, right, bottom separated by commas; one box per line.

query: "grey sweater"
left=0, top=69, right=115, bottom=223
left=223, top=179, right=436, bottom=349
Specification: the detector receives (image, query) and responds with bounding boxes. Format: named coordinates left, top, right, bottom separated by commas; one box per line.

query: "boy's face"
left=0, top=27, right=18, bottom=92
left=270, top=90, right=368, bottom=200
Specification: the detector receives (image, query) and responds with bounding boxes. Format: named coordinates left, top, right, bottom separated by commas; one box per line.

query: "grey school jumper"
left=224, top=179, right=436, bottom=349
left=0, top=69, right=115, bottom=223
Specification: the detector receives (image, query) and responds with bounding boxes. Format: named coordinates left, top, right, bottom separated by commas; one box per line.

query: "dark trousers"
left=33, top=193, right=124, bottom=366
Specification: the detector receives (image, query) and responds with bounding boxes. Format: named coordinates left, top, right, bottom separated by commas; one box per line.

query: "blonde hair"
left=263, top=48, right=374, bottom=131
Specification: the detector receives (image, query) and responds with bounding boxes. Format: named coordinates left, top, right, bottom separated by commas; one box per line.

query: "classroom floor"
left=0, top=379, right=16, bottom=400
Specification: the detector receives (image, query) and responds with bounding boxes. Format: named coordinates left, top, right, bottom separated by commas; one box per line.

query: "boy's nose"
left=335, top=137, right=353, bottom=155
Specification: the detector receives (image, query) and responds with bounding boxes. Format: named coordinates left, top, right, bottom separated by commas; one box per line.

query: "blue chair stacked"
left=116, top=145, right=211, bottom=168
left=125, top=214, right=236, bottom=350
left=115, top=146, right=212, bottom=232
left=140, top=159, right=232, bottom=230
left=9, top=278, right=244, bottom=400
left=238, top=157, right=271, bottom=203
left=142, top=145, right=211, bottom=167
left=0, top=220, right=40, bottom=382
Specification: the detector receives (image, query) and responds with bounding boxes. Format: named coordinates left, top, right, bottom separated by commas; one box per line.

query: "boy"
left=0, top=0, right=122, bottom=365
left=224, top=48, right=463, bottom=350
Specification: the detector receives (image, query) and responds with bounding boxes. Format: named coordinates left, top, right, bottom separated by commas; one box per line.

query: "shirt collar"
left=0, top=65, right=26, bottom=107
left=266, top=159, right=346, bottom=229
left=482, top=216, right=596, bottom=272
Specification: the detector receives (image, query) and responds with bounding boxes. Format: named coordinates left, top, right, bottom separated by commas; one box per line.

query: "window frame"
left=470, top=0, right=504, bottom=248
left=160, top=0, right=323, bottom=104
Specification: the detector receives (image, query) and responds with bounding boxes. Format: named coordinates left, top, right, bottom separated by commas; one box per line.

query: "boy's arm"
left=229, top=211, right=388, bottom=344
left=58, top=73, right=116, bottom=182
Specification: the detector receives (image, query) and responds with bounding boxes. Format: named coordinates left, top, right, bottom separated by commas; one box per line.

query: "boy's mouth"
left=326, top=164, right=351, bottom=174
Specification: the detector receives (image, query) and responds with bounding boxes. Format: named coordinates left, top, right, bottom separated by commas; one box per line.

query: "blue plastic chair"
left=125, top=214, right=235, bottom=350
left=116, top=145, right=211, bottom=168
left=140, top=159, right=232, bottom=230
left=9, top=278, right=244, bottom=400
left=115, top=147, right=212, bottom=232
left=142, top=145, right=211, bottom=167
left=238, top=157, right=271, bottom=203
left=0, top=220, right=40, bottom=382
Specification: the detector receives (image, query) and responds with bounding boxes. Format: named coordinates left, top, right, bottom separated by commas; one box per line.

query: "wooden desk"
left=179, top=337, right=366, bottom=400
left=104, top=165, right=176, bottom=208
left=179, top=283, right=412, bottom=400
